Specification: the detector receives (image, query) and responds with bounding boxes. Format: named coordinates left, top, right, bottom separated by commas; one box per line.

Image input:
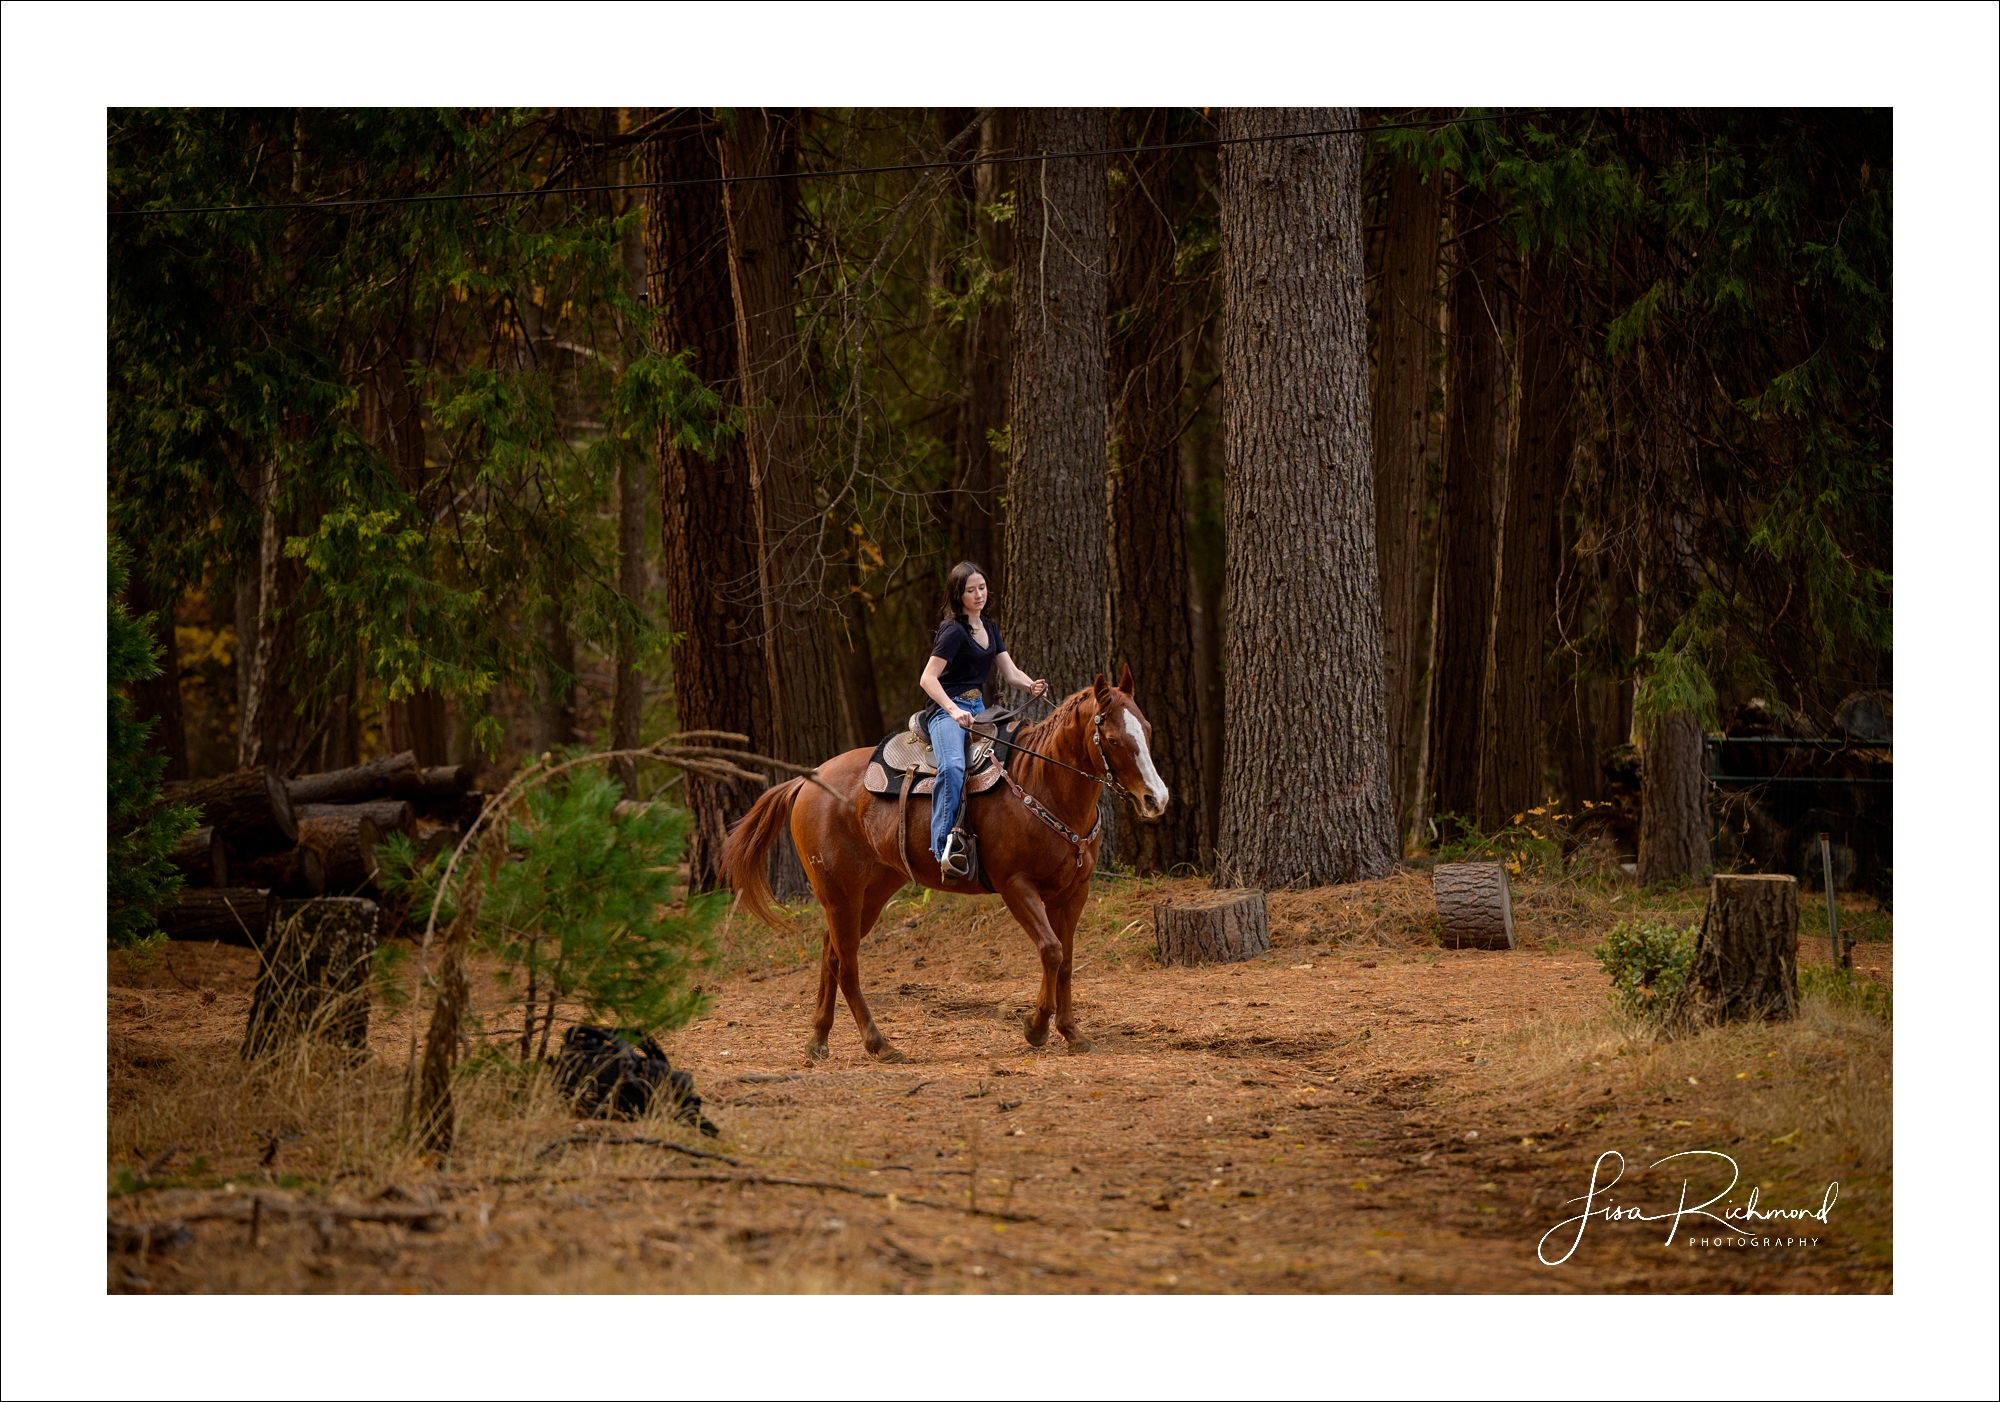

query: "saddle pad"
left=862, top=735, right=1007, bottom=799
left=882, top=728, right=996, bottom=776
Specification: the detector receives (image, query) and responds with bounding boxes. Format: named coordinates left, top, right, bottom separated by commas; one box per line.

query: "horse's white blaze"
left=1123, top=711, right=1170, bottom=805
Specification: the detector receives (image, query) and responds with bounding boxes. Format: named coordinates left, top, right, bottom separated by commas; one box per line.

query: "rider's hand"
left=1030, top=678, right=1049, bottom=700
left=949, top=706, right=974, bottom=729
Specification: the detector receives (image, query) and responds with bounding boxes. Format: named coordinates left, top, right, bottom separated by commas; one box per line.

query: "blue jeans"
left=928, top=690, right=988, bottom=859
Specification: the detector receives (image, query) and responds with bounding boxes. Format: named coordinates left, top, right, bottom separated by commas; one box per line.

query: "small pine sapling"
left=108, top=539, right=199, bottom=949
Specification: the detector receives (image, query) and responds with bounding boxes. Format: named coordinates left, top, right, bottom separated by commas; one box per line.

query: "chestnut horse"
left=722, top=666, right=1169, bottom=1061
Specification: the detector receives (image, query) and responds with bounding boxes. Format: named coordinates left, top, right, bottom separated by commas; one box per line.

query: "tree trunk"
left=231, top=845, right=327, bottom=898
left=234, top=562, right=258, bottom=749
left=1433, top=861, right=1517, bottom=950
left=720, top=107, right=843, bottom=904
left=1638, top=709, right=1710, bottom=882
left=835, top=581, right=886, bottom=749
left=1153, top=890, right=1269, bottom=966
left=288, top=751, right=421, bottom=805
left=297, top=813, right=384, bottom=892
left=947, top=109, right=1014, bottom=587
left=169, top=826, right=230, bottom=887
left=1667, top=874, right=1798, bottom=1028
left=1005, top=106, right=1110, bottom=704
left=1369, top=160, right=1444, bottom=840
left=242, top=898, right=379, bottom=1059
left=1479, top=254, right=1571, bottom=827
left=1426, top=179, right=1504, bottom=830
left=165, top=766, right=298, bottom=849
left=239, top=465, right=307, bottom=770
left=386, top=691, right=450, bottom=768
left=159, top=887, right=275, bottom=946
left=1108, top=108, right=1208, bottom=874
left=530, top=604, right=578, bottom=759
left=1213, top=107, right=1398, bottom=889
left=644, top=111, right=772, bottom=892
left=125, top=569, right=189, bottom=782
left=610, top=448, right=647, bottom=798
left=1182, top=300, right=1226, bottom=860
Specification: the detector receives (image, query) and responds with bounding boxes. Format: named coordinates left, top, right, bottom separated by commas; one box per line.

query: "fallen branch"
left=497, top=1170, right=1040, bottom=1222
left=534, top=1134, right=742, bottom=1166
left=114, top=1195, right=449, bottom=1235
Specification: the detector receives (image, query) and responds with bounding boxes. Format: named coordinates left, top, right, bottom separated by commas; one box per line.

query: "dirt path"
left=107, top=875, right=1893, bottom=1293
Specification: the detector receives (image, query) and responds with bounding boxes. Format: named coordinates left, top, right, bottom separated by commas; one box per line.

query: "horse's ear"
left=1092, top=672, right=1110, bottom=702
left=1118, top=662, right=1135, bottom=696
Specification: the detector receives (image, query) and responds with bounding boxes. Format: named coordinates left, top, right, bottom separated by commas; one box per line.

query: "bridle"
left=988, top=703, right=1141, bottom=869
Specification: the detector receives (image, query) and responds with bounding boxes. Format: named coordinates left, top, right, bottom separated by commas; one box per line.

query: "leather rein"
left=989, top=707, right=1129, bottom=868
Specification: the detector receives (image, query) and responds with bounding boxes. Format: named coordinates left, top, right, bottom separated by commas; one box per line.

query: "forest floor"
left=107, top=868, right=1892, bottom=1294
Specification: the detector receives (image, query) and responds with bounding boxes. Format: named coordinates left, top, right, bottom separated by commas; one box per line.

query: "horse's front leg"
left=1050, top=882, right=1094, bottom=1053
left=998, top=877, right=1066, bottom=1047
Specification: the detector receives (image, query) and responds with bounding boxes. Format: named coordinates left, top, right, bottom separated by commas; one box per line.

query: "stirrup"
left=939, top=830, right=968, bottom=879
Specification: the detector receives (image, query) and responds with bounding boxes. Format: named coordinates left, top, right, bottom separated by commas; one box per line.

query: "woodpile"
left=159, top=752, right=480, bottom=937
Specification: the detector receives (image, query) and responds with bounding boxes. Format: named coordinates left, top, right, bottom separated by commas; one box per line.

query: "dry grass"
left=108, top=867, right=1893, bottom=1294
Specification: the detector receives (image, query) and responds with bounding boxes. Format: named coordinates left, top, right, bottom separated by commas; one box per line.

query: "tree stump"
left=297, top=799, right=413, bottom=834
left=161, top=766, right=297, bottom=849
left=1433, top=862, right=1516, bottom=950
left=242, top=898, right=380, bottom=1059
left=297, top=814, right=384, bottom=893
left=168, top=826, right=230, bottom=887
left=1667, top=874, right=1798, bottom=1029
left=1154, top=891, right=1269, bottom=966
left=231, top=845, right=327, bottom=898
left=158, top=888, right=275, bottom=946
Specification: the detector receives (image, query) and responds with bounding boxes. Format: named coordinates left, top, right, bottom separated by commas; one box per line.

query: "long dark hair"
left=941, top=560, right=989, bottom=626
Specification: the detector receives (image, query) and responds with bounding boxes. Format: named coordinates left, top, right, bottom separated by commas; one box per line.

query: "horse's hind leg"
left=807, top=930, right=841, bottom=1061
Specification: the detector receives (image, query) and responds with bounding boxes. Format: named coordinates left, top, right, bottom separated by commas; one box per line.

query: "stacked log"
left=162, top=754, right=474, bottom=917
left=157, top=888, right=275, bottom=946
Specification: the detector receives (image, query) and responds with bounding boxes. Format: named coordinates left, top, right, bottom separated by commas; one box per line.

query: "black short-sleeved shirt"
left=930, top=616, right=1003, bottom=697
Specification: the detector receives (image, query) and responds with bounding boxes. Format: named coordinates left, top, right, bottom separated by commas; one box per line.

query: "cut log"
left=297, top=799, right=413, bottom=834
left=413, top=764, right=474, bottom=798
left=160, top=767, right=297, bottom=849
left=410, top=820, right=461, bottom=866
left=168, top=826, right=230, bottom=888
left=230, top=845, right=327, bottom=898
left=1433, top=862, right=1516, bottom=950
left=297, top=814, right=384, bottom=893
left=242, top=898, right=380, bottom=1059
left=287, top=751, right=420, bottom=805
left=1154, top=891, right=1270, bottom=967
left=1667, top=874, right=1798, bottom=1029
left=158, top=888, right=275, bottom=947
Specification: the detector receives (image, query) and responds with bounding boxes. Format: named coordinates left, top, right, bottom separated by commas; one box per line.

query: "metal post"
left=1818, top=831, right=1844, bottom=969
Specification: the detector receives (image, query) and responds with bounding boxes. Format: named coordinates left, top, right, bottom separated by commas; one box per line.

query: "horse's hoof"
left=871, top=1045, right=909, bottom=1065
left=1063, top=1037, right=1096, bottom=1055
left=804, top=1042, right=829, bottom=1062
left=1023, top=1017, right=1050, bottom=1048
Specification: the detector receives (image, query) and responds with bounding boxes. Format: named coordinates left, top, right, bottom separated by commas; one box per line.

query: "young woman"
left=918, top=560, right=1049, bottom=878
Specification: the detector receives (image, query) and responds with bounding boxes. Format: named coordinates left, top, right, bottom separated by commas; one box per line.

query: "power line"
left=111, top=110, right=1525, bottom=219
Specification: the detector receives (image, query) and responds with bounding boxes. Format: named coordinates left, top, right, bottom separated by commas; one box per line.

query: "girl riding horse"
left=918, top=561, right=1049, bottom=878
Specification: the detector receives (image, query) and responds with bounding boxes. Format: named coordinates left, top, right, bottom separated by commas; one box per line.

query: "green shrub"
left=1593, top=918, right=1696, bottom=1019
left=1800, top=963, right=1892, bottom=1021
left=1430, top=811, right=1566, bottom=880
left=108, top=539, right=198, bottom=949
left=381, top=764, right=719, bottom=1057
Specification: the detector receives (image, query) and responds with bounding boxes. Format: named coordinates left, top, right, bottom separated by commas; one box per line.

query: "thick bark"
left=1182, top=304, right=1226, bottom=857
left=1433, top=861, right=1517, bottom=950
left=644, top=112, right=772, bottom=891
left=288, top=751, right=420, bottom=805
left=1479, top=255, right=1571, bottom=826
left=947, top=110, right=1014, bottom=587
left=1153, top=891, right=1269, bottom=966
left=1637, top=709, right=1710, bottom=882
left=242, top=898, right=379, bottom=1058
left=159, top=887, right=275, bottom=946
left=1213, top=107, right=1398, bottom=889
left=1004, top=106, right=1110, bottom=704
left=610, top=449, right=647, bottom=797
left=1108, top=109, right=1208, bottom=874
left=1426, top=181, right=1505, bottom=828
left=165, top=766, right=298, bottom=849
left=1369, top=161, right=1444, bottom=838
left=1667, top=874, right=1798, bottom=1028
left=169, top=826, right=230, bottom=887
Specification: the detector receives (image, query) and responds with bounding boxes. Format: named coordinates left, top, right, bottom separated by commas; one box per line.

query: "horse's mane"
left=1014, top=686, right=1096, bottom=754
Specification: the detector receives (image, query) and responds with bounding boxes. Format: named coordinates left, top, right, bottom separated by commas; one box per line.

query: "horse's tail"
left=722, top=777, right=808, bottom=930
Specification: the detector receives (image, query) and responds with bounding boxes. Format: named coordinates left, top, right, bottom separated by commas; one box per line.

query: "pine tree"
left=109, top=538, right=198, bottom=948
